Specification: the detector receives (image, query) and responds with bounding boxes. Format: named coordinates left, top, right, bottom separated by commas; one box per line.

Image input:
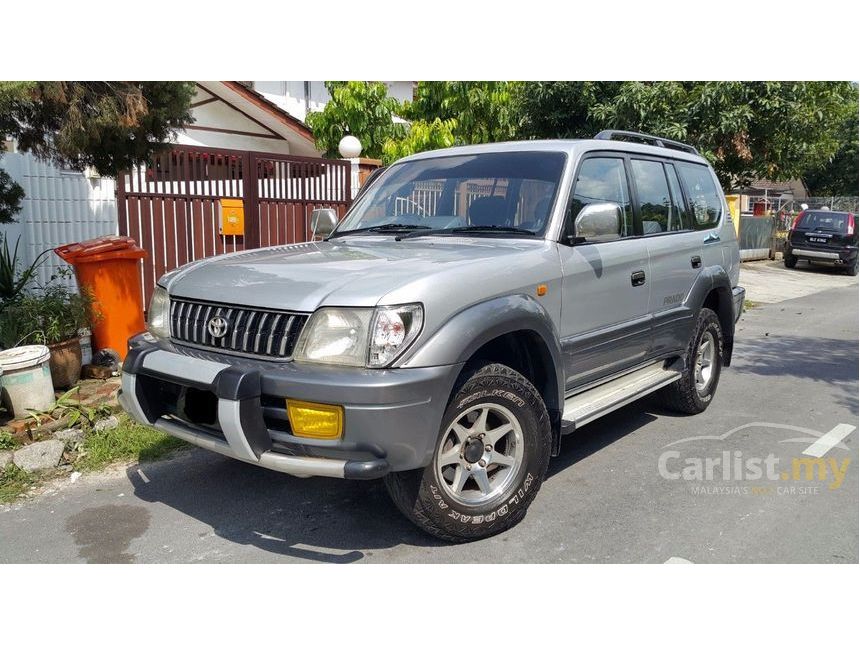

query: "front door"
left=558, top=155, right=651, bottom=391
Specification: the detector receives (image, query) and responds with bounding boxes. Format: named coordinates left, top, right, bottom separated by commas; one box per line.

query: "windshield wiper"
left=396, top=225, right=537, bottom=240
left=451, top=226, right=536, bottom=235
left=329, top=223, right=431, bottom=239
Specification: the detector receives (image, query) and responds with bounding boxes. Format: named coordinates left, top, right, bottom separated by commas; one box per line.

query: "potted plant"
left=0, top=276, right=97, bottom=389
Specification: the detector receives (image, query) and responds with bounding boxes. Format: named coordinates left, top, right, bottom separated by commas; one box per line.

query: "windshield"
left=333, top=151, right=566, bottom=237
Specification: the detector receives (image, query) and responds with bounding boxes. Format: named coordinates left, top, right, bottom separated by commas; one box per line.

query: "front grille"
left=169, top=298, right=308, bottom=359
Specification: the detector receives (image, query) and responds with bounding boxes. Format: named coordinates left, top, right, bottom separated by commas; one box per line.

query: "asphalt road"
left=1, top=262, right=857, bottom=563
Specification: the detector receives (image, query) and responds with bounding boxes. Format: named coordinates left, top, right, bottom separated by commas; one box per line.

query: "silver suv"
left=119, top=131, right=745, bottom=542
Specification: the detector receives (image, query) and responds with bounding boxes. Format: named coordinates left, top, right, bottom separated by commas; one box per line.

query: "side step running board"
left=562, top=361, right=682, bottom=430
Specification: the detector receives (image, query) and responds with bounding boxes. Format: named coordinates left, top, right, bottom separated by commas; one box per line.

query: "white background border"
left=3, top=1, right=857, bottom=642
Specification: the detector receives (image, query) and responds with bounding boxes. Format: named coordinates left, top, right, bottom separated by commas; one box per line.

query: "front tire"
left=784, top=254, right=797, bottom=268
left=385, top=363, right=551, bottom=543
left=659, top=307, right=723, bottom=414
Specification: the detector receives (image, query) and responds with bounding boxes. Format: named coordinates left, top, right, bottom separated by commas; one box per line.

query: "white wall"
left=0, top=152, right=118, bottom=290
left=178, top=91, right=295, bottom=154
left=174, top=129, right=294, bottom=154
left=383, top=82, right=415, bottom=104
left=254, top=81, right=331, bottom=123
left=253, top=81, right=415, bottom=122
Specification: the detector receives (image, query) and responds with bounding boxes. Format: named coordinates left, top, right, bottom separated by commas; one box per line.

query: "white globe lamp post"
left=338, top=135, right=363, bottom=159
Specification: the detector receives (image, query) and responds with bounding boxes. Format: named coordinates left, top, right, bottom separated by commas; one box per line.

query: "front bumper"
left=119, top=336, right=461, bottom=479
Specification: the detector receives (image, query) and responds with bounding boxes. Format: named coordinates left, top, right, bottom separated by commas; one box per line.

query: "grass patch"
left=1, top=412, right=186, bottom=503
left=0, top=465, right=36, bottom=504
left=743, top=299, right=760, bottom=311
left=0, top=430, right=18, bottom=450
left=77, top=411, right=187, bottom=471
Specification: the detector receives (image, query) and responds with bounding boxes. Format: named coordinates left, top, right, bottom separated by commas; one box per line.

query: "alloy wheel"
left=694, top=330, right=716, bottom=393
left=435, top=403, right=524, bottom=507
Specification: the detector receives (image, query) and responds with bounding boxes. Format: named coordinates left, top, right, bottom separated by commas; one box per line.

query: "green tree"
left=0, top=81, right=195, bottom=224
left=382, top=118, right=457, bottom=165
left=305, top=81, right=405, bottom=159
left=516, top=81, right=622, bottom=139
left=401, top=81, right=518, bottom=146
left=516, top=81, right=857, bottom=190
left=803, top=98, right=858, bottom=195
left=307, top=81, right=520, bottom=163
left=0, top=168, right=24, bottom=223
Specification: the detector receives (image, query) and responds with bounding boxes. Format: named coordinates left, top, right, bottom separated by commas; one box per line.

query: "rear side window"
left=677, top=162, right=722, bottom=230
left=568, top=157, right=634, bottom=237
left=665, top=164, right=691, bottom=231
left=630, top=159, right=672, bottom=235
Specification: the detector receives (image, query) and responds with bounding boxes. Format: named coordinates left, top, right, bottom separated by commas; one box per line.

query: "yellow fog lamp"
left=286, top=399, right=344, bottom=440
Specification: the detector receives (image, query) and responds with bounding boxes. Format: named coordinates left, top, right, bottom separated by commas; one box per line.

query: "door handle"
left=691, top=255, right=702, bottom=268
left=703, top=232, right=721, bottom=244
left=631, top=270, right=646, bottom=287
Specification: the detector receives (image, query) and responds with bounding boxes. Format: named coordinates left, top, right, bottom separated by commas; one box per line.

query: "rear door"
left=557, top=154, right=652, bottom=391
left=675, top=161, right=726, bottom=270
left=630, top=157, right=702, bottom=358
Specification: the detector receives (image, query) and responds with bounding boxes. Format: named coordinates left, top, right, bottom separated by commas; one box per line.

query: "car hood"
left=164, top=236, right=548, bottom=311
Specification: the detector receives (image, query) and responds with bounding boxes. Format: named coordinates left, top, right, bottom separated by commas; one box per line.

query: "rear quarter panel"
left=711, top=166, right=740, bottom=287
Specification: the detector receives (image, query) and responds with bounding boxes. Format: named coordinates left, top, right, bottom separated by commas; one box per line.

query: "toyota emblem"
left=207, top=316, right=230, bottom=339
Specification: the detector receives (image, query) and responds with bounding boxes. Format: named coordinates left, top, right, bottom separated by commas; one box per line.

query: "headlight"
left=294, top=308, right=373, bottom=366
left=294, top=304, right=423, bottom=368
left=147, top=286, right=170, bottom=339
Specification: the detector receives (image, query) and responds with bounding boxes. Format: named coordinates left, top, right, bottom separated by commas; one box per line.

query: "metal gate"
left=117, top=145, right=351, bottom=304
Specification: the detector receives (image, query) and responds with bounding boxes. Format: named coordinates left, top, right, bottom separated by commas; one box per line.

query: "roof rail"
left=594, top=130, right=699, bottom=156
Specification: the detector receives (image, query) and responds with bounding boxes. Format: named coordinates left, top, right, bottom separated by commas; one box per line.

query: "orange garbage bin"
left=55, top=236, right=148, bottom=361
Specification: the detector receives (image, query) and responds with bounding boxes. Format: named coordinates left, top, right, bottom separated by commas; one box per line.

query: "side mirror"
left=310, top=207, right=338, bottom=238
left=573, top=202, right=622, bottom=242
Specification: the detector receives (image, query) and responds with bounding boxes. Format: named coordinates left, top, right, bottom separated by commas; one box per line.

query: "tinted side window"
left=665, top=164, right=690, bottom=231
left=631, top=159, right=671, bottom=235
left=568, top=157, right=634, bottom=238
left=677, top=162, right=722, bottom=230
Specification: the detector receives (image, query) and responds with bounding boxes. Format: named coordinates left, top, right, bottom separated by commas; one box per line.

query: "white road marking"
left=802, top=424, right=856, bottom=458
left=664, top=557, right=694, bottom=564
left=293, top=543, right=357, bottom=556
left=136, top=468, right=150, bottom=484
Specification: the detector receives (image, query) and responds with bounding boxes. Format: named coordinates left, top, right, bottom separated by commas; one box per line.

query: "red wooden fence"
left=117, top=145, right=351, bottom=304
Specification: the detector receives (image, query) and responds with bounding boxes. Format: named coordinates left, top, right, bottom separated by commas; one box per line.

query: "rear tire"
left=659, top=308, right=723, bottom=415
left=846, top=260, right=858, bottom=276
left=784, top=254, right=797, bottom=268
left=384, top=363, right=551, bottom=543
